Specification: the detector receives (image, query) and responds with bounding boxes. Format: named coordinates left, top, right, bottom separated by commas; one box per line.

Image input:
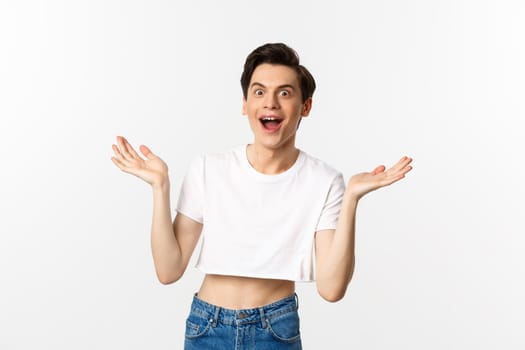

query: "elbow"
left=156, top=269, right=183, bottom=285
left=316, top=259, right=355, bottom=302
left=316, top=277, right=353, bottom=303
left=318, top=287, right=346, bottom=303
left=158, top=276, right=177, bottom=285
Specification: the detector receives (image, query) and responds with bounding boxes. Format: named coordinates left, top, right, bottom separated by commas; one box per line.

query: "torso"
left=197, top=274, right=295, bottom=309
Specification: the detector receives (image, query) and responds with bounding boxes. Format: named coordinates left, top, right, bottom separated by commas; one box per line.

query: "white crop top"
left=176, top=145, right=345, bottom=282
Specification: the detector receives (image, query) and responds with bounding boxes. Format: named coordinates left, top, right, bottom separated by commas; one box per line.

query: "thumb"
left=373, top=165, right=386, bottom=175
left=139, top=145, right=156, bottom=160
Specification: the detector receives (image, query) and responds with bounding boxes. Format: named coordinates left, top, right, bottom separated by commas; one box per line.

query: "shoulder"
left=199, top=145, right=243, bottom=166
left=204, top=145, right=242, bottom=160
left=299, top=150, right=343, bottom=181
left=187, top=145, right=244, bottom=173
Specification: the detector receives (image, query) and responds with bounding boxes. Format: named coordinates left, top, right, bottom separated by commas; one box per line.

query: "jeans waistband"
left=189, top=292, right=299, bottom=327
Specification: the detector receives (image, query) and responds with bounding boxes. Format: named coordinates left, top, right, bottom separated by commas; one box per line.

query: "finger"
left=399, top=156, right=413, bottom=169
left=117, top=136, right=134, bottom=160
left=139, top=145, right=156, bottom=160
left=111, top=156, right=128, bottom=172
left=390, top=156, right=411, bottom=172
left=396, top=158, right=413, bottom=176
left=381, top=165, right=413, bottom=186
left=112, top=156, right=147, bottom=180
left=112, top=144, right=135, bottom=168
left=121, top=136, right=141, bottom=160
left=119, top=136, right=139, bottom=159
left=400, top=156, right=413, bottom=168
left=399, top=164, right=413, bottom=176
left=387, top=166, right=412, bottom=182
left=112, top=144, right=125, bottom=161
left=387, top=156, right=412, bottom=176
left=379, top=174, right=405, bottom=187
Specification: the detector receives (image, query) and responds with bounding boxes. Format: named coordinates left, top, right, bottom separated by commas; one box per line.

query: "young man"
left=111, top=43, right=412, bottom=349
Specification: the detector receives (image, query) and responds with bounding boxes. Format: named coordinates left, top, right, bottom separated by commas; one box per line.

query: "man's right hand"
left=111, top=136, right=169, bottom=188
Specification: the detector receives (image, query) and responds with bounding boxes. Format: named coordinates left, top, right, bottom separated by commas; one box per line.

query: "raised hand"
left=111, top=136, right=169, bottom=187
left=347, top=156, right=413, bottom=200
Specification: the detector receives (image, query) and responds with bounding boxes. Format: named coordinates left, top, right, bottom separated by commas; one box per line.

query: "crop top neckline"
left=238, top=144, right=305, bottom=183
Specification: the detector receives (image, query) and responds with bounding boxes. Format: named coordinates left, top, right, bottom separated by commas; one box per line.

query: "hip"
left=184, top=292, right=302, bottom=350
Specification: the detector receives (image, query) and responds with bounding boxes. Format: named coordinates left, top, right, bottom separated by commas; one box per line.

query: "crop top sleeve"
left=176, top=156, right=205, bottom=224
left=316, top=172, right=345, bottom=232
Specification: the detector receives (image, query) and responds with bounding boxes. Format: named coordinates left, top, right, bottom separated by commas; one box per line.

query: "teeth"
left=262, top=117, right=278, bottom=121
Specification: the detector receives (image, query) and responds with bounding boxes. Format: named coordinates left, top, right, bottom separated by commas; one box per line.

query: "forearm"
left=150, top=181, right=182, bottom=283
left=316, top=156, right=412, bottom=301
left=317, top=191, right=358, bottom=300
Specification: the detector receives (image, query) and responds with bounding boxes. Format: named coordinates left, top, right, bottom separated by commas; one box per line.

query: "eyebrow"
left=250, top=82, right=296, bottom=90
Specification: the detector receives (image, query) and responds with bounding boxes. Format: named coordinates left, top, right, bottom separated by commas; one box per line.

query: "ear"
left=242, top=97, right=247, bottom=116
left=301, top=97, right=313, bottom=117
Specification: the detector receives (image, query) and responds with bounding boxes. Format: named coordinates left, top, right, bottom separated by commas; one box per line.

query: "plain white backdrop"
left=1, top=0, right=523, bottom=349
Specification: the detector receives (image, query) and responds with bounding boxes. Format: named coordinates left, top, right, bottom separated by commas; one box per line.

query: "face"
left=242, top=63, right=312, bottom=151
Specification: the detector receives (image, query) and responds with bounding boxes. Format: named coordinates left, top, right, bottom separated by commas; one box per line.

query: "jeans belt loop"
left=258, top=307, right=267, bottom=328
left=211, top=306, right=220, bottom=328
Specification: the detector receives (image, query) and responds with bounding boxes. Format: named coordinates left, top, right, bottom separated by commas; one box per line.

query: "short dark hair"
left=240, top=43, right=316, bottom=103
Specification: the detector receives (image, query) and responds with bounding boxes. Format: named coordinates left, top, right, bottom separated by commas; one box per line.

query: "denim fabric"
left=184, top=293, right=302, bottom=350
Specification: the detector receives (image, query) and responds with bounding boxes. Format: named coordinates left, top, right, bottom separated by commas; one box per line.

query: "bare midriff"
left=197, top=274, right=295, bottom=310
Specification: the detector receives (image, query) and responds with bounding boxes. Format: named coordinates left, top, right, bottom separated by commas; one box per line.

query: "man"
left=111, top=42, right=412, bottom=349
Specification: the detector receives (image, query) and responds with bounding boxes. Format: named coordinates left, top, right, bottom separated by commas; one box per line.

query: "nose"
left=264, top=92, right=280, bottom=109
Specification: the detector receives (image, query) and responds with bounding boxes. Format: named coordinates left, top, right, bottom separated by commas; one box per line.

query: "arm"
left=111, top=136, right=202, bottom=284
left=315, top=156, right=413, bottom=302
left=151, top=182, right=202, bottom=284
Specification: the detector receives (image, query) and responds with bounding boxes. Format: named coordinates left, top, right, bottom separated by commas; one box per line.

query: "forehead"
left=250, top=63, right=299, bottom=87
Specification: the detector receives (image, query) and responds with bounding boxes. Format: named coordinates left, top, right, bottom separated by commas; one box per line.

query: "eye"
left=279, top=90, right=290, bottom=97
left=254, top=89, right=264, bottom=96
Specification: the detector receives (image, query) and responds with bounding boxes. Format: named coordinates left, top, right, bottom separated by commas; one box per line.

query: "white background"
left=1, top=1, right=524, bottom=349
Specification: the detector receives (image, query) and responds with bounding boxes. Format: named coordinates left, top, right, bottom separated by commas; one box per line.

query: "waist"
left=189, top=292, right=299, bottom=327
left=197, top=274, right=295, bottom=309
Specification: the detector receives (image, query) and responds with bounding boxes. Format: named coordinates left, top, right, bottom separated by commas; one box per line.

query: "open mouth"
left=259, top=116, right=283, bottom=131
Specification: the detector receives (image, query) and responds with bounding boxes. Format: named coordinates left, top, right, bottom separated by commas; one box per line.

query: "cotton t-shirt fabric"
left=176, top=145, right=345, bottom=282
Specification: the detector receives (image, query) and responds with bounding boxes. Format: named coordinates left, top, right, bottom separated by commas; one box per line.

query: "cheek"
left=246, top=104, right=260, bottom=118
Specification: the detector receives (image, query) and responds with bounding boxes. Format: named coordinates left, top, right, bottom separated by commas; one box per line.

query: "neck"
left=246, top=143, right=299, bottom=175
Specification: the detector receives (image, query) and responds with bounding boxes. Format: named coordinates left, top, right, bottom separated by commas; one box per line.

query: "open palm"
left=348, top=156, right=413, bottom=200
left=111, top=136, right=169, bottom=186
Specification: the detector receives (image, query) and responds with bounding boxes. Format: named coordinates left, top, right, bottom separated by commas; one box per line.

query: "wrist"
left=152, top=177, right=170, bottom=192
left=343, top=190, right=361, bottom=205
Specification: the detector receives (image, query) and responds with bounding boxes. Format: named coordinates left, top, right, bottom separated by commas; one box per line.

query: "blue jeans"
left=184, top=292, right=302, bottom=350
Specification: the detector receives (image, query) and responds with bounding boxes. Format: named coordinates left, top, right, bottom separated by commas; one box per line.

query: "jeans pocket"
left=265, top=309, right=301, bottom=343
left=184, top=312, right=212, bottom=340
